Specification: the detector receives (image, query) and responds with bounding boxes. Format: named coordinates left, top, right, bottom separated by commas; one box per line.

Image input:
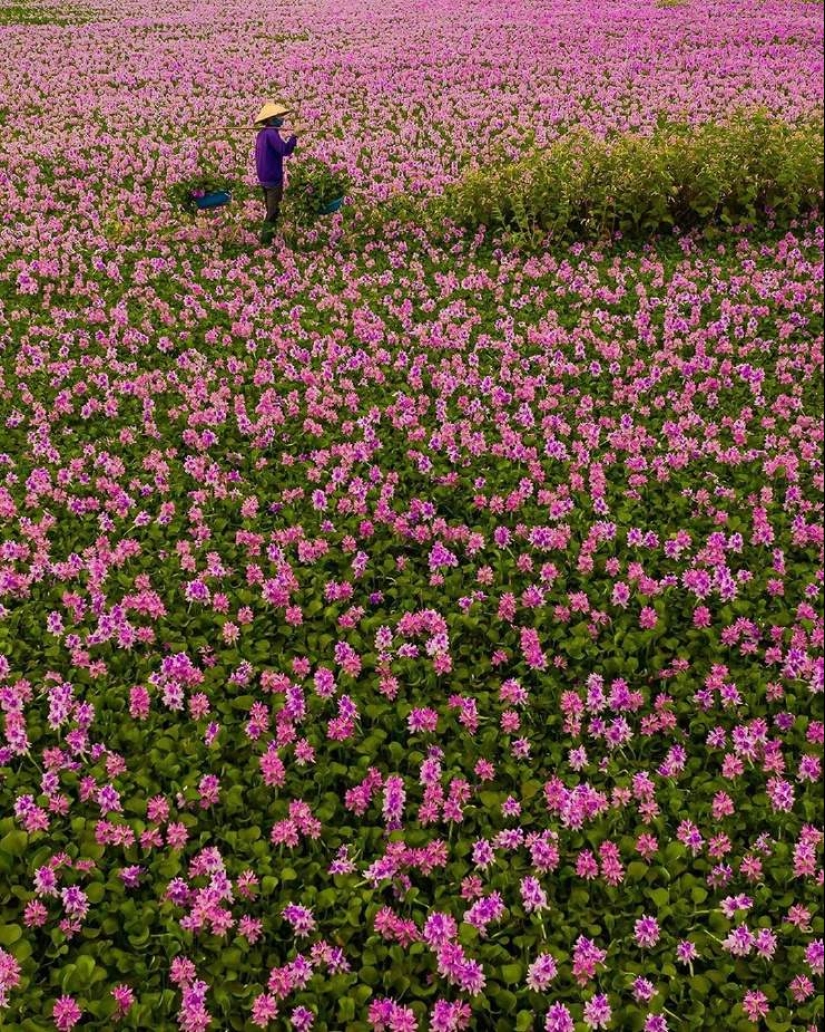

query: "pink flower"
left=634, top=915, right=661, bottom=949
left=527, top=952, right=558, bottom=990
left=291, top=1005, right=315, bottom=1029
left=52, top=996, right=82, bottom=1031
left=742, top=990, right=770, bottom=1022
left=251, top=993, right=279, bottom=1027
left=805, top=939, right=824, bottom=976
left=0, top=949, right=22, bottom=1008
left=545, top=1003, right=574, bottom=1032
left=112, top=985, right=134, bottom=1019
left=583, top=993, right=612, bottom=1029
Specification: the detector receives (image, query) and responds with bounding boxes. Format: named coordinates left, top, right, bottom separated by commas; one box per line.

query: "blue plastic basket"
left=194, top=190, right=231, bottom=211
left=321, top=197, right=344, bottom=215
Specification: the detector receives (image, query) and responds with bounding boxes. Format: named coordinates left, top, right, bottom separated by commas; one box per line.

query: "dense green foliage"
left=0, top=0, right=91, bottom=24
left=285, top=159, right=350, bottom=225
left=436, top=114, right=824, bottom=244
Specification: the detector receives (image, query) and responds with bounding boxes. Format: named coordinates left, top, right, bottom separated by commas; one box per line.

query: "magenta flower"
left=251, top=993, right=279, bottom=1027
left=545, top=1003, right=575, bottom=1032
left=634, top=915, right=661, bottom=949
left=675, top=940, right=699, bottom=965
left=742, top=990, right=770, bottom=1022
left=291, top=1005, right=315, bottom=1030
left=282, top=904, right=316, bottom=937
left=583, top=994, right=612, bottom=1029
left=805, top=939, right=824, bottom=976
left=111, top=985, right=134, bottom=1020
left=0, top=949, right=22, bottom=1008
left=527, top=952, right=558, bottom=990
left=52, top=996, right=82, bottom=1031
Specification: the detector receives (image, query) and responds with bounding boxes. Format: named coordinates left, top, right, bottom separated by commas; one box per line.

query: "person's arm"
left=269, top=129, right=297, bottom=157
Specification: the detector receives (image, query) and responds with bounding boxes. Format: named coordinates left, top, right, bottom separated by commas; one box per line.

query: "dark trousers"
left=262, top=183, right=284, bottom=224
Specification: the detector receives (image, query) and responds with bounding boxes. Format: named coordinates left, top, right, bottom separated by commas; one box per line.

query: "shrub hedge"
left=434, top=112, right=824, bottom=243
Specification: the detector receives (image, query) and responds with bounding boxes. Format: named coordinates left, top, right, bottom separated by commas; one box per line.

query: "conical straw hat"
left=253, top=102, right=292, bottom=124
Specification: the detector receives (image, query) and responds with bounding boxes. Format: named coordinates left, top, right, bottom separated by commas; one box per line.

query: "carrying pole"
left=210, top=125, right=312, bottom=133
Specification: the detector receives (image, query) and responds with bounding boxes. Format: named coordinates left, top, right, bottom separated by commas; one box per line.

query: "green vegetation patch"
left=0, top=0, right=94, bottom=25
left=435, top=112, right=824, bottom=245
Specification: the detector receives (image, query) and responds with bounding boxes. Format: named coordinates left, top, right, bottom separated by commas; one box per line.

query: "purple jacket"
left=255, top=127, right=297, bottom=187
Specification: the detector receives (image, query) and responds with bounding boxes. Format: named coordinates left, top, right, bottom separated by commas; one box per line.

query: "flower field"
left=0, top=1, right=823, bottom=1030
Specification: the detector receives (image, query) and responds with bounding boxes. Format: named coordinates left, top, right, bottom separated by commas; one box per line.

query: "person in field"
left=254, top=102, right=298, bottom=244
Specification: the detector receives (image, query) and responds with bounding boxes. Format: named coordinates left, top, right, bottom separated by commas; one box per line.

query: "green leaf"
left=459, top=923, right=479, bottom=946
left=500, top=963, right=523, bottom=985
left=0, top=830, right=28, bottom=856
left=494, top=988, right=517, bottom=1010
left=0, top=924, right=22, bottom=946
left=627, top=861, right=648, bottom=882
left=521, top=780, right=542, bottom=800
left=87, top=882, right=106, bottom=904
left=75, top=954, right=96, bottom=988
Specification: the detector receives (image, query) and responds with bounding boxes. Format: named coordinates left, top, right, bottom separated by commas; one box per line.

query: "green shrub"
left=435, top=112, right=824, bottom=244
left=0, top=0, right=92, bottom=24
left=285, top=158, right=349, bottom=226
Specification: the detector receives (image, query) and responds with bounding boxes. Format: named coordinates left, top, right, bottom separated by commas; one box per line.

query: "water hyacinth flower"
left=429, top=999, right=471, bottom=1031
left=583, top=994, right=612, bottom=1029
left=527, top=952, right=558, bottom=990
left=742, top=990, right=770, bottom=1022
left=111, top=984, right=135, bottom=1020
left=52, top=997, right=82, bottom=1031
left=282, top=904, right=316, bottom=938
left=805, top=939, right=824, bottom=977
left=632, top=977, right=657, bottom=1003
left=251, top=993, right=279, bottom=1027
left=520, top=875, right=548, bottom=913
left=0, top=950, right=22, bottom=1009
left=634, top=915, right=661, bottom=949
left=290, top=1006, right=315, bottom=1030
